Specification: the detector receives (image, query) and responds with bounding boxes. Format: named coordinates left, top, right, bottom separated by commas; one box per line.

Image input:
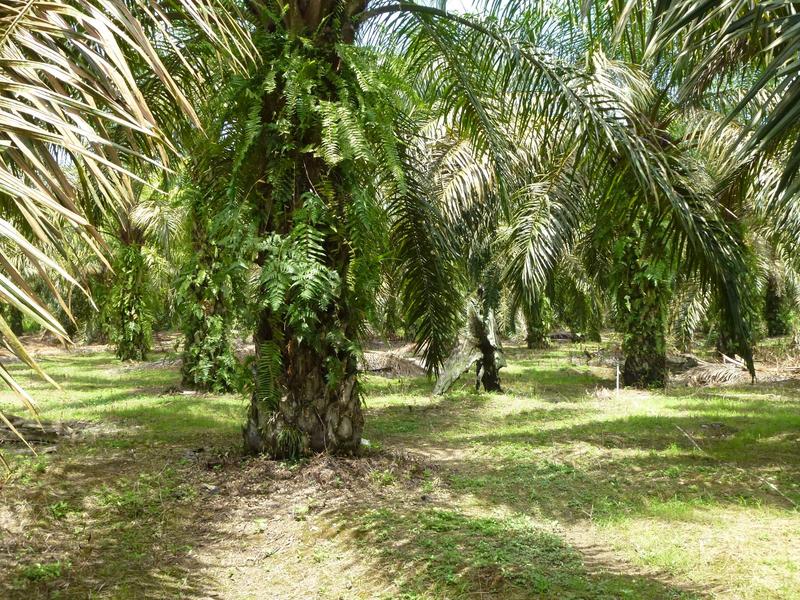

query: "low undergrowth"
left=0, top=342, right=798, bottom=598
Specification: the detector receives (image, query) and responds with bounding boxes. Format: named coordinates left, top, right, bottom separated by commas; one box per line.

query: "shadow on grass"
left=385, top=405, right=800, bottom=517
left=0, top=451, right=218, bottom=599
left=2, top=347, right=797, bottom=598
left=364, top=365, right=800, bottom=525
left=325, top=497, right=704, bottom=599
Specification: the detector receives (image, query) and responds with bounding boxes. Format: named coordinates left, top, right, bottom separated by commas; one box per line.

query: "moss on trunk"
left=616, top=237, right=669, bottom=389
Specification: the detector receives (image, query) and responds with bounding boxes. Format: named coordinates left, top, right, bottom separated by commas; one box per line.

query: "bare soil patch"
left=182, top=449, right=440, bottom=599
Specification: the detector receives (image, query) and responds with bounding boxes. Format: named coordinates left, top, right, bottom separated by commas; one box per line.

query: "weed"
left=370, top=469, right=396, bottom=486
left=20, top=561, right=68, bottom=582
left=48, top=501, right=78, bottom=520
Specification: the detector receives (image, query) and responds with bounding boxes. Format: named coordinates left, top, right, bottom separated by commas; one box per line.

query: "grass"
left=358, top=345, right=800, bottom=599
left=0, top=343, right=799, bottom=598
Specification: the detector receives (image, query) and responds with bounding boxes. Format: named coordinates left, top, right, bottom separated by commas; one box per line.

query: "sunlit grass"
left=1, top=343, right=798, bottom=598
left=0, top=352, right=246, bottom=447
left=361, top=343, right=800, bottom=599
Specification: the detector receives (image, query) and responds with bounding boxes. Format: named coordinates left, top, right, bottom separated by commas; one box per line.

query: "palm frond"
left=0, top=0, right=253, bottom=447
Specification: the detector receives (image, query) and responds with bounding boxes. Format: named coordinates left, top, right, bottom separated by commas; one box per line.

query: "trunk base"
left=476, top=339, right=503, bottom=392
left=244, top=345, right=363, bottom=458
left=526, top=336, right=550, bottom=350
left=623, top=352, right=667, bottom=388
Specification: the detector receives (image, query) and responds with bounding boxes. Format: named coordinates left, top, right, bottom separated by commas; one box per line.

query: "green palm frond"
left=670, top=276, right=712, bottom=352
left=385, top=123, right=465, bottom=373
left=0, top=0, right=252, bottom=447
left=643, top=1, right=800, bottom=198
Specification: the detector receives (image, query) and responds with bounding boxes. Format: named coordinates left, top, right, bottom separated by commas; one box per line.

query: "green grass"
left=0, top=352, right=242, bottom=599
left=1, top=352, right=245, bottom=445
left=358, top=344, right=800, bottom=599
left=1, top=343, right=799, bottom=598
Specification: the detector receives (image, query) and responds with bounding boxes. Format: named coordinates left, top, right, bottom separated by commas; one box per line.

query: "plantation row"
left=1, top=1, right=798, bottom=457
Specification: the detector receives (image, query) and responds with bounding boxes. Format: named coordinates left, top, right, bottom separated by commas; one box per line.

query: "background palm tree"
left=0, top=0, right=252, bottom=450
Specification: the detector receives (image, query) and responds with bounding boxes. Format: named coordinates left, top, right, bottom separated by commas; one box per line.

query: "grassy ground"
left=0, top=344, right=799, bottom=598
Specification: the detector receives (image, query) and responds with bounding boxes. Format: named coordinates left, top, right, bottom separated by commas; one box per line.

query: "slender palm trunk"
left=180, top=212, right=238, bottom=392
left=476, top=336, right=502, bottom=392
left=113, top=240, right=151, bottom=361
left=764, top=274, right=790, bottom=337
left=468, top=302, right=504, bottom=393
left=523, top=298, right=551, bottom=349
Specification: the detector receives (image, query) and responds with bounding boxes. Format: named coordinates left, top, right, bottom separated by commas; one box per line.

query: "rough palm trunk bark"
left=242, top=187, right=367, bottom=454
left=244, top=310, right=364, bottom=457
left=525, top=332, right=547, bottom=349
left=476, top=336, right=502, bottom=391
left=521, top=294, right=551, bottom=349
left=468, top=299, right=504, bottom=393
left=622, top=309, right=667, bottom=388
left=524, top=317, right=550, bottom=349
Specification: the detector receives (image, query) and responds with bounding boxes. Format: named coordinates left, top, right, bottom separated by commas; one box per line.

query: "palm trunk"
left=181, top=293, right=237, bottom=392
left=241, top=5, right=367, bottom=456
left=476, top=336, right=502, bottom=392
left=4, top=306, right=24, bottom=336
left=244, top=300, right=364, bottom=458
left=180, top=209, right=238, bottom=392
left=525, top=322, right=549, bottom=349
left=113, top=241, right=151, bottom=361
left=523, top=305, right=550, bottom=350
left=714, top=327, right=737, bottom=358
left=622, top=312, right=667, bottom=388
left=618, top=241, right=669, bottom=388
left=243, top=203, right=367, bottom=455
left=764, top=273, right=790, bottom=337
left=468, top=302, right=504, bottom=393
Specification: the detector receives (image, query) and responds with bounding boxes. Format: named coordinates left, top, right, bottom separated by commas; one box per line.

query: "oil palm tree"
left=0, top=0, right=251, bottom=450
left=508, top=1, right=778, bottom=387
left=643, top=0, right=800, bottom=349
left=103, top=174, right=185, bottom=360
left=448, top=44, right=759, bottom=387
left=0, top=0, right=766, bottom=457
left=642, top=1, right=800, bottom=201
left=179, top=0, right=713, bottom=455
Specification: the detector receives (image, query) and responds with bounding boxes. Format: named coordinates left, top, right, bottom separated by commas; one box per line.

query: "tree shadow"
left=2, top=348, right=797, bottom=598
left=321, top=484, right=706, bottom=598
left=0, top=448, right=221, bottom=599
left=358, top=357, right=800, bottom=596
